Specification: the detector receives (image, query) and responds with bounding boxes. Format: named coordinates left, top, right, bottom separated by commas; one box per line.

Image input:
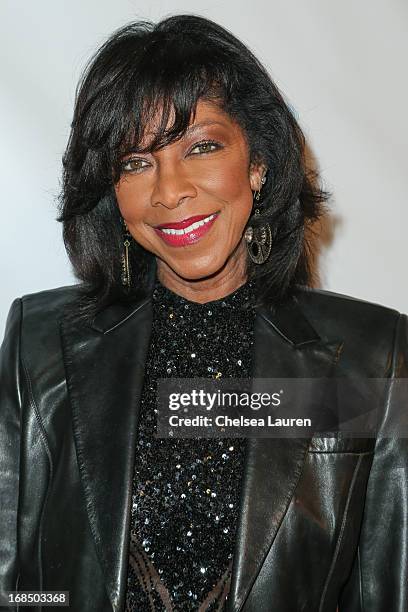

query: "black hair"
left=57, top=13, right=330, bottom=322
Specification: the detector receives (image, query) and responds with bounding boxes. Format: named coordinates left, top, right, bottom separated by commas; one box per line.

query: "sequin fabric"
left=125, top=276, right=256, bottom=611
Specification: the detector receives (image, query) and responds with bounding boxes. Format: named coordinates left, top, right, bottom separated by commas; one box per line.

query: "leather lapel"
left=227, top=299, right=343, bottom=612
left=60, top=294, right=154, bottom=612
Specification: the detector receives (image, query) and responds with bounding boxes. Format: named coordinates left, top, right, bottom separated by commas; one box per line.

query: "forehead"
left=138, top=98, right=240, bottom=145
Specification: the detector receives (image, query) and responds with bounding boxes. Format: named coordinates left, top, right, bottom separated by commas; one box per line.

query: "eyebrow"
left=121, top=120, right=227, bottom=156
left=184, top=120, right=226, bottom=133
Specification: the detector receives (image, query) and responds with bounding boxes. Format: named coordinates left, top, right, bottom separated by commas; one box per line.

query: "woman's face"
left=114, top=99, right=265, bottom=286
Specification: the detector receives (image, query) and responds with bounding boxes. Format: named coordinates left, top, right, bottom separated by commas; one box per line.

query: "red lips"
left=153, top=211, right=220, bottom=248
left=155, top=214, right=214, bottom=230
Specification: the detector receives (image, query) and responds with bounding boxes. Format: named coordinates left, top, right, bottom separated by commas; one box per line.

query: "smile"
left=154, top=212, right=220, bottom=247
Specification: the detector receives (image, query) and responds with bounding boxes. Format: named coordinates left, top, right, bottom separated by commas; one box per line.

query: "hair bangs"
left=113, top=51, right=229, bottom=177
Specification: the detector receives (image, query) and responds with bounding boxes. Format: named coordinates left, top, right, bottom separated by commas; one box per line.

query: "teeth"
left=160, top=214, right=216, bottom=235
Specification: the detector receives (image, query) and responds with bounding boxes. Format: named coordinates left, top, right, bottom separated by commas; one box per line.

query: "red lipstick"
left=153, top=212, right=220, bottom=247
left=155, top=214, right=214, bottom=230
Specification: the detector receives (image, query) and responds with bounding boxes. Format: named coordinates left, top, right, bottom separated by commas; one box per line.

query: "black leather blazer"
left=0, top=281, right=407, bottom=612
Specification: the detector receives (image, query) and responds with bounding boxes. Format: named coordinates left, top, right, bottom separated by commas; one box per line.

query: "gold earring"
left=121, top=220, right=132, bottom=288
left=253, top=173, right=267, bottom=203
left=244, top=172, right=272, bottom=264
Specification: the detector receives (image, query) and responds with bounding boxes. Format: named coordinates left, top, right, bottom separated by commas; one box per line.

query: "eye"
left=119, top=157, right=150, bottom=174
left=189, top=140, right=222, bottom=155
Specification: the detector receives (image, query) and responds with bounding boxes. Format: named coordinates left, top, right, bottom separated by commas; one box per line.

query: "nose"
left=151, top=160, right=197, bottom=209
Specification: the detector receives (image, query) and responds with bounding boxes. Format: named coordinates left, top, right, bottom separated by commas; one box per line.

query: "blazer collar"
left=60, top=268, right=342, bottom=612
left=90, top=258, right=320, bottom=348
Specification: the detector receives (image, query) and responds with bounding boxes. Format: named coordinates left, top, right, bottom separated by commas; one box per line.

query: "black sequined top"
left=125, top=276, right=256, bottom=611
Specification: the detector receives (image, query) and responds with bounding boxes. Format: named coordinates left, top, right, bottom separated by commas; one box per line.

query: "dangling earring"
left=244, top=173, right=273, bottom=265
left=121, top=219, right=132, bottom=288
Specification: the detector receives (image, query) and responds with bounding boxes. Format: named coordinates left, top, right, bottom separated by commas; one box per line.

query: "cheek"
left=200, top=154, right=251, bottom=201
left=114, top=182, right=146, bottom=222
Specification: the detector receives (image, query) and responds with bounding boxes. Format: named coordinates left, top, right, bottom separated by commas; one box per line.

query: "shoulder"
left=294, top=285, right=401, bottom=325
left=6, top=284, right=82, bottom=348
left=5, top=284, right=82, bottom=327
left=1, top=285, right=83, bottom=383
left=294, top=285, right=405, bottom=375
left=19, top=284, right=82, bottom=316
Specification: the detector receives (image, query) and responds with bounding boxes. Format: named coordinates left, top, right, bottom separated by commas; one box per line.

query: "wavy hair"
left=57, top=14, right=330, bottom=322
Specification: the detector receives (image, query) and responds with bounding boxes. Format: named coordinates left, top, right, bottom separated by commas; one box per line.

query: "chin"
left=167, top=254, right=228, bottom=282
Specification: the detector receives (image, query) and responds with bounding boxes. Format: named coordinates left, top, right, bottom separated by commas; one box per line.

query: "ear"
left=249, top=161, right=267, bottom=192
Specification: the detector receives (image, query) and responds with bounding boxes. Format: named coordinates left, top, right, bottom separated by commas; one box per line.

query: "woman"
left=0, top=14, right=407, bottom=612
